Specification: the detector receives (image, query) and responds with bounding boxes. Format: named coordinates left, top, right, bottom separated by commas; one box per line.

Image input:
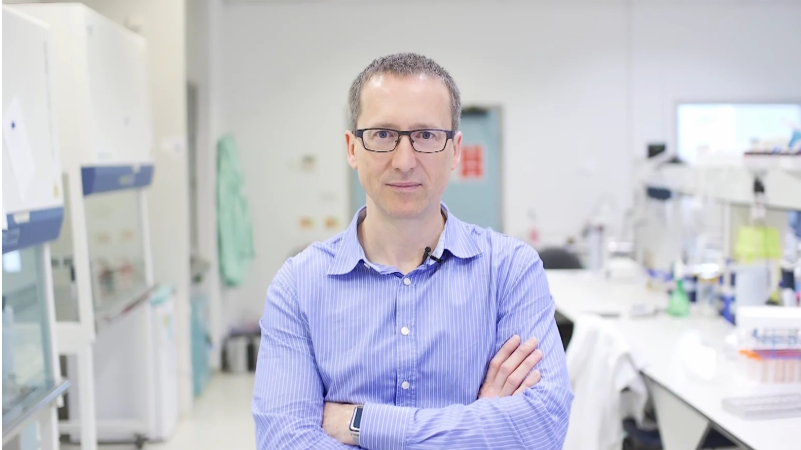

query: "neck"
left=358, top=202, right=445, bottom=275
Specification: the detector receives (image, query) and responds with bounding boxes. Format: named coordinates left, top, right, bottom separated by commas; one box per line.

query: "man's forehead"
left=367, top=72, right=433, bottom=88
left=358, top=72, right=451, bottom=127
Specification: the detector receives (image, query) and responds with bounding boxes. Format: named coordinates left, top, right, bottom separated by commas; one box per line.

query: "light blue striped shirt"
left=253, top=204, right=573, bottom=449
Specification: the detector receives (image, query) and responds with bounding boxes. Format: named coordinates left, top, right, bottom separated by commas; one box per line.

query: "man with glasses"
left=253, top=53, right=572, bottom=449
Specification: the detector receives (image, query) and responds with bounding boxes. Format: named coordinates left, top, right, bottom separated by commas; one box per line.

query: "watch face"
left=351, top=406, right=363, bottom=431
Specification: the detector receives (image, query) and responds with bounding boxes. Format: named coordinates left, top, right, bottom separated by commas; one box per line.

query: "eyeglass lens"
left=362, top=129, right=448, bottom=152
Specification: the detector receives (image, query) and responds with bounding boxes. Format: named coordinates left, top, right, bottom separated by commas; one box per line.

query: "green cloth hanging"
left=217, top=134, right=255, bottom=287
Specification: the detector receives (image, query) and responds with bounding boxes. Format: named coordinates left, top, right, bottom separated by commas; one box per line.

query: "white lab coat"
left=562, top=315, right=649, bottom=450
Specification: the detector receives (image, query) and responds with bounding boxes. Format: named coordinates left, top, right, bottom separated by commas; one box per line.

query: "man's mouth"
left=387, top=182, right=422, bottom=190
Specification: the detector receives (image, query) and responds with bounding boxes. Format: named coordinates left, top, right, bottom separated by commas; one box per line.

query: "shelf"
left=743, top=154, right=801, bottom=178
left=94, top=283, right=156, bottom=331
left=2, top=379, right=69, bottom=445
left=644, top=163, right=801, bottom=211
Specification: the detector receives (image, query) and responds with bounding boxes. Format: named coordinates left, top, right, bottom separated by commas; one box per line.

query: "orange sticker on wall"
left=458, top=144, right=485, bottom=181
left=299, top=217, right=314, bottom=229
left=325, top=217, right=339, bottom=229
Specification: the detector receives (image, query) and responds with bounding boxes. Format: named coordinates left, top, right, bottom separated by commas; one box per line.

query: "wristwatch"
left=349, top=405, right=363, bottom=446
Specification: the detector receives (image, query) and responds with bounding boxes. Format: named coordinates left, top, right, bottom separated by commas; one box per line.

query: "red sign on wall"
left=459, top=144, right=485, bottom=181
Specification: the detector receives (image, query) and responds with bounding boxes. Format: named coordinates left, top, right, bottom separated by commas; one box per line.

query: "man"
left=253, top=53, right=573, bottom=449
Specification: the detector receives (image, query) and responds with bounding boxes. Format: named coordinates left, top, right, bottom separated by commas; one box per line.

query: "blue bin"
left=191, top=292, right=211, bottom=397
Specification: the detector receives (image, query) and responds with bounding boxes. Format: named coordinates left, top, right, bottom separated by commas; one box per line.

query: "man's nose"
left=391, top=135, right=417, bottom=172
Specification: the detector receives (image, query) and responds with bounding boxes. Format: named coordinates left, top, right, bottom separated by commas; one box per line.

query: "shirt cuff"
left=359, top=403, right=414, bottom=450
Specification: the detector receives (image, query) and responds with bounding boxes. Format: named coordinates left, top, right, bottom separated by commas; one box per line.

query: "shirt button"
left=401, top=326, right=410, bottom=336
left=403, top=278, right=411, bottom=286
left=401, top=381, right=410, bottom=390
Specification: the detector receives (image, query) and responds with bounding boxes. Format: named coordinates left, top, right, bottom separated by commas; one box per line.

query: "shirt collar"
left=327, top=202, right=482, bottom=275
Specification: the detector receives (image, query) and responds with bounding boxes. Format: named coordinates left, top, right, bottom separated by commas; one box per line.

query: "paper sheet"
left=160, top=135, right=187, bottom=160
left=3, top=98, right=36, bottom=200
left=3, top=250, right=22, bottom=272
left=735, top=226, right=782, bottom=262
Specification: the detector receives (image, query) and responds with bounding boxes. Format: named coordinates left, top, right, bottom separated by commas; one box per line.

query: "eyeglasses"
left=354, top=128, right=454, bottom=153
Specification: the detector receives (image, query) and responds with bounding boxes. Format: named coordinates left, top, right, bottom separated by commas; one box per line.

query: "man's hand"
left=478, top=335, right=543, bottom=399
left=323, top=337, right=542, bottom=443
left=322, top=402, right=357, bottom=445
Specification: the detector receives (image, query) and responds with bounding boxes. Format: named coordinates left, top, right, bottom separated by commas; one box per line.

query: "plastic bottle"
left=781, top=267, right=796, bottom=307
left=586, top=224, right=604, bottom=272
left=684, top=271, right=698, bottom=303
left=667, top=262, right=691, bottom=317
left=720, top=265, right=737, bottom=325
left=794, top=263, right=801, bottom=307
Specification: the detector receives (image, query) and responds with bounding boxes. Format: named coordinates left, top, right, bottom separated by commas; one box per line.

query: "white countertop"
left=547, top=270, right=801, bottom=450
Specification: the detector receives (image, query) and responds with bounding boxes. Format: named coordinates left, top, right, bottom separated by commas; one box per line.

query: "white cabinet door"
left=85, top=8, right=153, bottom=165
left=2, top=7, right=64, bottom=218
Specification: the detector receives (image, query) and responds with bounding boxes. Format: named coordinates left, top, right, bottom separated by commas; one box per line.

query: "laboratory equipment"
left=696, top=263, right=722, bottom=317
left=722, top=394, right=801, bottom=420
left=9, top=3, right=176, bottom=448
left=796, top=263, right=801, bottom=305
left=735, top=264, right=771, bottom=308
left=735, top=307, right=801, bottom=384
left=781, top=266, right=797, bottom=307
left=2, top=6, right=70, bottom=449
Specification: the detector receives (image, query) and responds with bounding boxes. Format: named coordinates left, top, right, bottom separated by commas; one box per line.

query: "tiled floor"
left=64, top=373, right=256, bottom=450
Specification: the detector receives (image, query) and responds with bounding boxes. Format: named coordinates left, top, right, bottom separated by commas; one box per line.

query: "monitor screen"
left=677, top=103, right=801, bottom=164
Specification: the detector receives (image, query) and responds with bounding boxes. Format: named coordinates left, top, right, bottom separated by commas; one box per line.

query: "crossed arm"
left=252, top=251, right=573, bottom=449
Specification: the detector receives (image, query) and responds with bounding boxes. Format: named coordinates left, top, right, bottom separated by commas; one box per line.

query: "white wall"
left=216, top=1, right=632, bottom=323
left=630, top=1, right=801, bottom=159
left=213, top=0, right=801, bottom=326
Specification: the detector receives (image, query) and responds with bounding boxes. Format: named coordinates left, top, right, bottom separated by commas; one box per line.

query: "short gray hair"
left=348, top=53, right=461, bottom=131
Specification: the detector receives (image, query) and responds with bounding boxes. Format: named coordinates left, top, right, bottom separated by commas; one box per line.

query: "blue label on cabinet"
left=2, top=207, right=64, bottom=254
left=81, top=164, right=155, bottom=196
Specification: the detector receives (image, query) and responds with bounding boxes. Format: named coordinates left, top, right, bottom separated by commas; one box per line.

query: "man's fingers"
left=501, top=349, right=543, bottom=396
left=483, top=335, right=520, bottom=386
left=493, top=337, right=539, bottom=393
left=513, top=370, right=542, bottom=396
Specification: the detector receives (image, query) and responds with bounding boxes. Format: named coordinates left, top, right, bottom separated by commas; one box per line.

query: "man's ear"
left=345, top=130, right=358, bottom=170
left=451, top=131, right=463, bottom=171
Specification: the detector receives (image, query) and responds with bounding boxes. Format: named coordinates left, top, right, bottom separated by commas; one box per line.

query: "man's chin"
left=382, top=199, right=429, bottom=220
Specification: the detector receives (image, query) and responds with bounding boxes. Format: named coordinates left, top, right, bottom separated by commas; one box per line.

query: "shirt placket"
left=395, top=272, right=417, bottom=407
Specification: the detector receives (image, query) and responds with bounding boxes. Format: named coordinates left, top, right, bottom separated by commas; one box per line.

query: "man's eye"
left=420, top=131, right=433, bottom=139
left=377, top=131, right=390, bottom=139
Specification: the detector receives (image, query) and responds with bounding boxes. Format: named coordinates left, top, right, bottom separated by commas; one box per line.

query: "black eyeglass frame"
left=354, top=128, right=455, bottom=153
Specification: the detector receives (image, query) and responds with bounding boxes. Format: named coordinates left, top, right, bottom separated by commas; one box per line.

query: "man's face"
left=346, top=73, right=462, bottom=220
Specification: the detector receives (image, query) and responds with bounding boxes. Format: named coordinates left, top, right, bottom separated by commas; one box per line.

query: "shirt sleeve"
left=252, top=258, right=356, bottom=449
left=358, top=245, right=574, bottom=450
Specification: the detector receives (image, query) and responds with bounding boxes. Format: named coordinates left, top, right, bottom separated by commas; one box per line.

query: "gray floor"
left=64, top=373, right=256, bottom=450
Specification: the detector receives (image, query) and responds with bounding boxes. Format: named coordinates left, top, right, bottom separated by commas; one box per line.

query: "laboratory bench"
left=547, top=270, right=800, bottom=450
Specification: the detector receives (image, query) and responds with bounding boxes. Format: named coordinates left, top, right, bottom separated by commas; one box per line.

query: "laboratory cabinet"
left=8, top=3, right=176, bottom=449
left=11, top=3, right=153, bottom=168
left=3, top=7, right=69, bottom=450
